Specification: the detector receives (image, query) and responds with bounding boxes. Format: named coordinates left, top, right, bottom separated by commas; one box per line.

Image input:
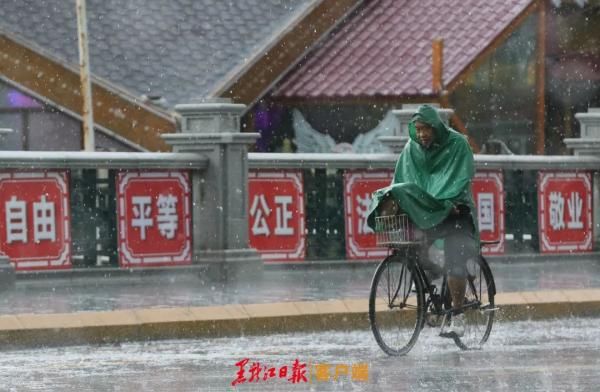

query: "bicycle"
left=369, top=214, right=497, bottom=356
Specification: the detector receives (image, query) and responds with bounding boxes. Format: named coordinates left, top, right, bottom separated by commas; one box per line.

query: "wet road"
left=2, top=258, right=599, bottom=315
left=0, top=317, right=598, bottom=391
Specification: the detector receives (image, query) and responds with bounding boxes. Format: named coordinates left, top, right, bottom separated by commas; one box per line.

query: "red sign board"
left=0, top=171, right=71, bottom=270
left=117, top=171, right=192, bottom=267
left=538, top=171, right=592, bottom=253
left=248, top=171, right=305, bottom=261
left=472, top=171, right=505, bottom=254
left=344, top=171, right=393, bottom=259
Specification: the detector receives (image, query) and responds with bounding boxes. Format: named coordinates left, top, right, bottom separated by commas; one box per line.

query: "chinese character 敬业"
left=548, top=191, right=565, bottom=230
left=567, top=191, right=583, bottom=229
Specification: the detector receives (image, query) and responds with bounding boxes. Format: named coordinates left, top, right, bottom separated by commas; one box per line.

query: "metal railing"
left=249, top=152, right=600, bottom=259
left=0, top=148, right=597, bottom=269
left=249, top=152, right=600, bottom=170
left=0, top=151, right=208, bottom=169
left=0, top=152, right=208, bottom=269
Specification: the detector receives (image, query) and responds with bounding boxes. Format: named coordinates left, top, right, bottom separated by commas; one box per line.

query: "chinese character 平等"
left=156, top=194, right=178, bottom=239
left=131, top=196, right=153, bottom=240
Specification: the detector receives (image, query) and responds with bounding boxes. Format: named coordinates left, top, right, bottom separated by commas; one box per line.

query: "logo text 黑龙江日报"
left=231, top=358, right=369, bottom=386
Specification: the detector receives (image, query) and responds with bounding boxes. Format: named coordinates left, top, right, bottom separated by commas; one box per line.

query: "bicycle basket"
left=374, top=214, right=419, bottom=246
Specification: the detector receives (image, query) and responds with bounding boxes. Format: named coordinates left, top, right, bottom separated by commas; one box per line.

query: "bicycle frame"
left=371, top=215, right=498, bottom=355
left=388, top=246, right=496, bottom=324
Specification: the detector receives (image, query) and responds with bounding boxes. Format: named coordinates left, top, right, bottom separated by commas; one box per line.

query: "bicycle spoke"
left=369, top=256, right=425, bottom=356
left=452, top=257, right=495, bottom=350
left=393, top=263, right=405, bottom=304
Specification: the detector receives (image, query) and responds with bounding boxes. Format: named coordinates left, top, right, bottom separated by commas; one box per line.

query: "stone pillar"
left=163, top=98, right=261, bottom=281
left=564, top=107, right=600, bottom=246
left=565, top=108, right=600, bottom=155
left=379, top=103, right=453, bottom=154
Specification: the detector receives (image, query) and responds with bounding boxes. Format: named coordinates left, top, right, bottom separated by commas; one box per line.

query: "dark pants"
left=421, top=212, right=478, bottom=278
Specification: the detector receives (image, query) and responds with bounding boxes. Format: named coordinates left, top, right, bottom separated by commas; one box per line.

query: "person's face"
left=415, top=121, right=434, bottom=148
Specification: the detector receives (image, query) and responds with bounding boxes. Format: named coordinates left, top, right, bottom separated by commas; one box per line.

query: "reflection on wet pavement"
left=0, top=258, right=598, bottom=315
left=0, top=317, right=598, bottom=391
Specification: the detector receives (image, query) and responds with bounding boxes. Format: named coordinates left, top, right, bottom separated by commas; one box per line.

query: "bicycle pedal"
left=439, top=331, right=458, bottom=339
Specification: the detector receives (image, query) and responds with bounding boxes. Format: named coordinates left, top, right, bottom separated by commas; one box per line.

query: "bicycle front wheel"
left=369, top=254, right=425, bottom=356
left=453, top=255, right=496, bottom=350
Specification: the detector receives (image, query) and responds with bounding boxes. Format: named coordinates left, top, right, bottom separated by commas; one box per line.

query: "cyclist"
left=367, top=104, right=479, bottom=338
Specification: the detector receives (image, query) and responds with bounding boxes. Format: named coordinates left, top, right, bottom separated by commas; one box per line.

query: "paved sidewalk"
left=1, top=257, right=599, bottom=315
left=0, top=257, right=597, bottom=348
left=1, top=288, right=600, bottom=348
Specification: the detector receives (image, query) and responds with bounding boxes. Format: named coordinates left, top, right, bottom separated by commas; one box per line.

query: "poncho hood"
left=367, top=105, right=478, bottom=236
left=408, top=104, right=450, bottom=148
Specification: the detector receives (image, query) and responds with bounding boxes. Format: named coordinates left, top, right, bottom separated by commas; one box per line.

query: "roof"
left=0, top=0, right=315, bottom=109
left=274, top=0, right=535, bottom=99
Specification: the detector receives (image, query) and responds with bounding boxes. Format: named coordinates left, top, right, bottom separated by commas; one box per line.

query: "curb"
left=1, top=289, right=599, bottom=349
left=13, top=251, right=600, bottom=279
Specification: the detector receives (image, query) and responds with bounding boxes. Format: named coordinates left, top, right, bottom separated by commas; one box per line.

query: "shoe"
left=440, top=313, right=465, bottom=338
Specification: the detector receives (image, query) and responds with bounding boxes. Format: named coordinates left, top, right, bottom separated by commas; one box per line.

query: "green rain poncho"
left=367, top=105, right=478, bottom=237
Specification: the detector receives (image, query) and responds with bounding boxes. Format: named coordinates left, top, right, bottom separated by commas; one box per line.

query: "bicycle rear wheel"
left=369, top=253, right=425, bottom=356
left=453, top=256, right=496, bottom=350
